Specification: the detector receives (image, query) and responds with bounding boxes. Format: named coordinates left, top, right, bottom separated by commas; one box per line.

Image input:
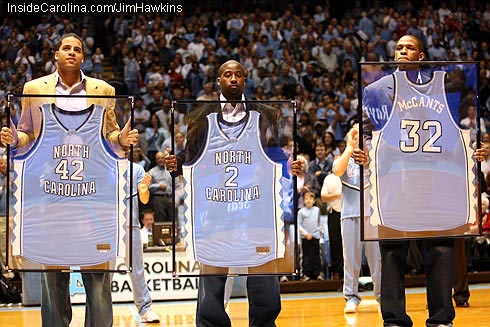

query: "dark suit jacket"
left=176, top=99, right=277, bottom=174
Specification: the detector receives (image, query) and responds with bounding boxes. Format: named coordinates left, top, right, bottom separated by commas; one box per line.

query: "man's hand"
left=0, top=126, right=17, bottom=146
left=300, top=185, right=310, bottom=193
left=119, top=119, right=138, bottom=146
left=164, top=148, right=177, bottom=172
left=472, top=141, right=489, bottom=162
left=290, top=159, right=304, bottom=176
left=346, top=123, right=359, bottom=148
left=352, top=148, right=370, bottom=166
left=474, top=146, right=489, bottom=162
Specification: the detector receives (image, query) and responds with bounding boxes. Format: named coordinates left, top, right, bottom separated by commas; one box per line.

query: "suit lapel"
left=85, top=78, right=105, bottom=107
left=38, top=73, right=57, bottom=106
left=43, top=73, right=57, bottom=94
left=86, top=77, right=100, bottom=95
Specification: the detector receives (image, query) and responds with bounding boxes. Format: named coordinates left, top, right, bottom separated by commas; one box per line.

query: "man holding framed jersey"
left=1, top=33, right=138, bottom=327
left=165, top=60, right=281, bottom=327
left=357, top=35, right=487, bottom=327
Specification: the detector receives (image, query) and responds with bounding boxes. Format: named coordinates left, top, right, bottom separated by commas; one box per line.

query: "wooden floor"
left=2, top=284, right=490, bottom=326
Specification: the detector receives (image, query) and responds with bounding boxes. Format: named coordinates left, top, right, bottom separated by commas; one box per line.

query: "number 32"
left=400, top=119, right=442, bottom=153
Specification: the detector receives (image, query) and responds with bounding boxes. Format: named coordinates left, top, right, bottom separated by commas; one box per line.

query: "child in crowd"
left=298, top=191, right=324, bottom=281
left=92, top=47, right=104, bottom=78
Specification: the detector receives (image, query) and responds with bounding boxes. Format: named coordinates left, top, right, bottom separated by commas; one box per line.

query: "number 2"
left=224, top=166, right=238, bottom=187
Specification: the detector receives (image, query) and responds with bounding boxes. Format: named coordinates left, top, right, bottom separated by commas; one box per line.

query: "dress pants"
left=41, top=272, right=113, bottom=327
left=150, top=194, right=173, bottom=222
left=196, top=275, right=281, bottom=327
left=380, top=239, right=455, bottom=327
left=452, top=238, right=470, bottom=305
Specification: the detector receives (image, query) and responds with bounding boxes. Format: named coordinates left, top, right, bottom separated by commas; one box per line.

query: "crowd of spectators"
left=2, top=0, right=490, bottom=275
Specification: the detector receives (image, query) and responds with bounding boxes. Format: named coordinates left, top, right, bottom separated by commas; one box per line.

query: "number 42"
left=55, top=159, right=84, bottom=181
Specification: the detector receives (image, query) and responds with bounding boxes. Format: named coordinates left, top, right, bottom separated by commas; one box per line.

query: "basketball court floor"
left=2, top=284, right=490, bottom=326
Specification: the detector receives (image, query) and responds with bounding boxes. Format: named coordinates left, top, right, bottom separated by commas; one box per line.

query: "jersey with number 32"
left=369, top=71, right=476, bottom=231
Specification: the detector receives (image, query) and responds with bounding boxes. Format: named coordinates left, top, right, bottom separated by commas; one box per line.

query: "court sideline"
left=2, top=283, right=490, bottom=326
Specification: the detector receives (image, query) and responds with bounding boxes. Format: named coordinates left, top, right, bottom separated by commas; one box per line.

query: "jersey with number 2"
left=182, top=110, right=284, bottom=267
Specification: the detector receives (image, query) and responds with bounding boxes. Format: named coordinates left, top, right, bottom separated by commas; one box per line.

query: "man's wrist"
left=10, top=137, right=18, bottom=149
left=345, top=145, right=355, bottom=154
left=118, top=133, right=124, bottom=146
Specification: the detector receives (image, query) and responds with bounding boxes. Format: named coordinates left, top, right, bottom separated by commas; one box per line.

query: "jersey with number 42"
left=12, top=103, right=128, bottom=266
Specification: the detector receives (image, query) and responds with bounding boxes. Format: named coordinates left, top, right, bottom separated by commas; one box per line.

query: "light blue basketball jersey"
left=182, top=110, right=285, bottom=267
left=338, top=157, right=371, bottom=219
left=369, top=71, right=476, bottom=231
left=12, top=103, right=128, bottom=266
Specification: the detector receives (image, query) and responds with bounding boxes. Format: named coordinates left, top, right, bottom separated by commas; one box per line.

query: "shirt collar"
left=219, top=93, right=246, bottom=110
left=55, top=70, right=87, bottom=89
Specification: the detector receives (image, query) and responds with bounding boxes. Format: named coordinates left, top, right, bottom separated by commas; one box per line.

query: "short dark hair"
left=413, top=36, right=424, bottom=52
left=140, top=208, right=154, bottom=221
left=315, top=142, right=326, bottom=149
left=57, top=33, right=85, bottom=55
left=142, top=208, right=154, bottom=215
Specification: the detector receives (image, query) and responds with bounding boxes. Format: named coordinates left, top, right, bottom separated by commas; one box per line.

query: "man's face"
left=315, top=146, right=326, bottom=159
left=395, top=36, right=424, bottom=67
left=175, top=133, right=185, bottom=146
left=218, top=62, right=245, bottom=99
left=153, top=90, right=161, bottom=100
left=142, top=213, right=154, bottom=229
left=55, top=36, right=84, bottom=72
left=155, top=153, right=166, bottom=167
left=135, top=99, right=143, bottom=109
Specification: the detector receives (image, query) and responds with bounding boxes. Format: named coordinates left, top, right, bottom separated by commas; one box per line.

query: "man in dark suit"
left=165, top=60, right=281, bottom=326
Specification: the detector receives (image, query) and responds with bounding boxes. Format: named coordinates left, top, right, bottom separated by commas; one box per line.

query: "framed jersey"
left=360, top=61, right=483, bottom=240
left=4, top=94, right=134, bottom=273
left=171, top=100, right=297, bottom=276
